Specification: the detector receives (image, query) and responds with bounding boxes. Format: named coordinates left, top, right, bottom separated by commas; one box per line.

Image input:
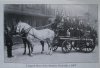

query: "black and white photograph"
left=4, top=4, right=99, bottom=64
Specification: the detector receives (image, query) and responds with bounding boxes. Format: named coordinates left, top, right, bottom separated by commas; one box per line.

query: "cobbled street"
left=4, top=42, right=99, bottom=64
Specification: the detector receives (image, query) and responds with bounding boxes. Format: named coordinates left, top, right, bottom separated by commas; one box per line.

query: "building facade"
left=4, top=4, right=54, bottom=28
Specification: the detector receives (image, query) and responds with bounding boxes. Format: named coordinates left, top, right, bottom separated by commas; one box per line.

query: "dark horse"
left=20, top=28, right=45, bottom=55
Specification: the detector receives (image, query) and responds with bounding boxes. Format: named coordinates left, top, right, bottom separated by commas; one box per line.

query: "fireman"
left=5, top=26, right=14, bottom=58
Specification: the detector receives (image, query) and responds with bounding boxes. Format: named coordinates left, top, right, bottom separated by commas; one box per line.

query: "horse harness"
left=24, top=27, right=42, bottom=41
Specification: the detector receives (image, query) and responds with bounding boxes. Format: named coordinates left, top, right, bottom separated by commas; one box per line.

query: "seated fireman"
left=51, top=12, right=62, bottom=36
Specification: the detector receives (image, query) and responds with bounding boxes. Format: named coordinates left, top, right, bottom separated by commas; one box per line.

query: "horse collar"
left=26, top=27, right=32, bottom=34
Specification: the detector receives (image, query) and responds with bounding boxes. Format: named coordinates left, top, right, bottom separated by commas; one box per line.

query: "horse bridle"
left=26, top=27, right=33, bottom=34
left=17, top=24, right=42, bottom=40
left=16, top=24, right=32, bottom=36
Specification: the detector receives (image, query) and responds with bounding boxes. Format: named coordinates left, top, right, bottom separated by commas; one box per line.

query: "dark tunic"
left=5, top=27, right=13, bottom=57
left=51, top=15, right=62, bottom=32
left=63, top=19, right=71, bottom=30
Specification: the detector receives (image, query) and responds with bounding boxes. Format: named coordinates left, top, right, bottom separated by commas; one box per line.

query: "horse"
left=20, top=28, right=45, bottom=55
left=20, top=28, right=33, bottom=55
left=16, top=21, right=55, bottom=56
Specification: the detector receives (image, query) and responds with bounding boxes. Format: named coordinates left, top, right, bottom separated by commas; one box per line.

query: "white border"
left=0, top=0, right=99, bottom=68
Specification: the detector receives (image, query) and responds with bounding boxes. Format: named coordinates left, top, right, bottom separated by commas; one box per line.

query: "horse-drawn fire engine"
left=52, top=27, right=96, bottom=53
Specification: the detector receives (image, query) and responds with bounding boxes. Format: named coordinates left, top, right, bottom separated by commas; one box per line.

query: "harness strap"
left=28, top=33, right=42, bottom=40
left=25, top=27, right=42, bottom=40
left=25, top=27, right=33, bottom=34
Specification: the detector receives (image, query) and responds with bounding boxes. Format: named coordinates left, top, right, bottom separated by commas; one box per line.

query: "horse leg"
left=46, top=39, right=52, bottom=55
left=22, top=39, right=27, bottom=55
left=28, top=41, right=34, bottom=56
left=40, top=41, right=44, bottom=54
left=23, top=42, right=26, bottom=55
left=27, top=43, right=31, bottom=56
left=30, top=44, right=33, bottom=54
left=27, top=35, right=34, bottom=56
left=49, top=42, right=53, bottom=55
left=46, top=41, right=50, bottom=55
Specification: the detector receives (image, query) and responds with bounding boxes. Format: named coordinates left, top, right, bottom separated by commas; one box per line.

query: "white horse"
left=16, top=21, right=55, bottom=56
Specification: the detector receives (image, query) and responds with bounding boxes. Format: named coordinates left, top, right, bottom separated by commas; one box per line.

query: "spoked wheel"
left=52, top=37, right=59, bottom=51
left=62, top=40, right=72, bottom=53
left=80, top=40, right=95, bottom=53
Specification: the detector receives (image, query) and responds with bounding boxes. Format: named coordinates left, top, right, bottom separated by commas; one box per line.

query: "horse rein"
left=22, top=27, right=42, bottom=40
left=16, top=24, right=43, bottom=40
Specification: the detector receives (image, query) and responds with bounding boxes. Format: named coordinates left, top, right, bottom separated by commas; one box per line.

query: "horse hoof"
left=41, top=52, right=43, bottom=54
left=46, top=53, right=50, bottom=55
left=50, top=52, right=52, bottom=55
left=29, top=54, right=32, bottom=57
left=46, top=53, right=49, bottom=55
left=27, top=53, right=32, bottom=56
left=46, top=52, right=52, bottom=55
left=50, top=53, right=52, bottom=55
left=41, top=51, right=44, bottom=54
left=23, top=53, right=26, bottom=55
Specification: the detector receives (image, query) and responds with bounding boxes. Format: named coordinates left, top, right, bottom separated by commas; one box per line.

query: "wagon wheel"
left=52, top=37, right=59, bottom=51
left=62, top=40, right=72, bottom=53
left=80, top=40, right=95, bottom=53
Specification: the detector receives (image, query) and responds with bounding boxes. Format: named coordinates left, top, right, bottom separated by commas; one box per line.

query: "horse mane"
left=18, top=21, right=30, bottom=26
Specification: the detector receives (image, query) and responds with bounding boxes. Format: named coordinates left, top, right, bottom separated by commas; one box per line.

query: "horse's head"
left=16, top=21, right=30, bottom=34
left=16, top=21, right=24, bottom=34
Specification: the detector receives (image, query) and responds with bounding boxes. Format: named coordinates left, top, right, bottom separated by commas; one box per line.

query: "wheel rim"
left=81, top=40, right=95, bottom=53
left=53, top=37, right=59, bottom=51
left=62, top=40, right=72, bottom=53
